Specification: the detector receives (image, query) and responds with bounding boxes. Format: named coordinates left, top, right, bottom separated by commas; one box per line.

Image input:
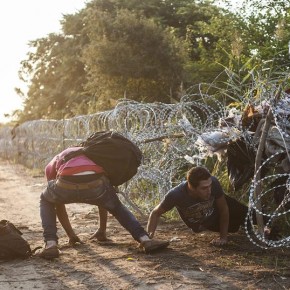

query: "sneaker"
left=141, top=239, right=169, bottom=253
left=38, top=246, right=60, bottom=259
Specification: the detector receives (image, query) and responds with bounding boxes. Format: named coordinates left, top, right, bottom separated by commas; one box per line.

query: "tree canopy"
left=14, top=0, right=290, bottom=122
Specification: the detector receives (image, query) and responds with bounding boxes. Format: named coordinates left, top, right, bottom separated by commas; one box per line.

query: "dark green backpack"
left=63, top=131, right=143, bottom=186
left=0, top=220, right=32, bottom=259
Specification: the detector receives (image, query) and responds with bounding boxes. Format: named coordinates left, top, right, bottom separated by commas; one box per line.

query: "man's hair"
left=187, top=166, right=211, bottom=188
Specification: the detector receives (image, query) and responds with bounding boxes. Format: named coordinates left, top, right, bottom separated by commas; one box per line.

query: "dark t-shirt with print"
left=160, top=176, right=224, bottom=232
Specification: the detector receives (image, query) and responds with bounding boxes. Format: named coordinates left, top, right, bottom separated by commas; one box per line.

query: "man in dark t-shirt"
left=147, top=166, right=248, bottom=246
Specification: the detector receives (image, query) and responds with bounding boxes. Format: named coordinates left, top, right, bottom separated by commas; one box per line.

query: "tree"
left=17, top=12, right=89, bottom=122
left=233, top=0, right=290, bottom=67
left=81, top=8, right=188, bottom=107
left=15, top=0, right=245, bottom=121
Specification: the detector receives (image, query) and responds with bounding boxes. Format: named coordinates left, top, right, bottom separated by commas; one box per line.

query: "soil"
left=0, top=158, right=290, bottom=290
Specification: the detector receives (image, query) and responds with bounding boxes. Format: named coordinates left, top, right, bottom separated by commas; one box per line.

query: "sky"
left=0, top=0, right=87, bottom=123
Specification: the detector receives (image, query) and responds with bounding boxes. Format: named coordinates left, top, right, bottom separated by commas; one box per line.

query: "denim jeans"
left=40, top=176, right=147, bottom=242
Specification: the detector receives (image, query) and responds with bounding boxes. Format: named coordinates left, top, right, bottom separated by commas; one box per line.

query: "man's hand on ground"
left=89, top=229, right=108, bottom=241
left=68, top=235, right=84, bottom=246
left=210, top=237, right=228, bottom=246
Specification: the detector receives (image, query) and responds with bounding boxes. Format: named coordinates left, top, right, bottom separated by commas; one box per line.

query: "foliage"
left=81, top=8, right=188, bottom=107
left=15, top=0, right=241, bottom=122
left=13, top=0, right=290, bottom=125
left=17, top=12, right=89, bottom=122
left=233, top=0, right=290, bottom=67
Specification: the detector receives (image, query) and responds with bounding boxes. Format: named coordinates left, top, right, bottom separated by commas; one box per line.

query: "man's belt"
left=55, top=178, right=104, bottom=190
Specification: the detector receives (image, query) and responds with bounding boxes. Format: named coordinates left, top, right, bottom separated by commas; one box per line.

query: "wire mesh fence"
left=0, top=97, right=225, bottom=211
left=1, top=89, right=290, bottom=248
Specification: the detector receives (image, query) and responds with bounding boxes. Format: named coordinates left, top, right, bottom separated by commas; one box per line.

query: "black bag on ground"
left=63, top=131, right=143, bottom=186
left=0, top=220, right=32, bottom=259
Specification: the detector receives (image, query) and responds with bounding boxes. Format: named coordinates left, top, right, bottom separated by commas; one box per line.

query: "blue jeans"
left=40, top=176, right=147, bottom=242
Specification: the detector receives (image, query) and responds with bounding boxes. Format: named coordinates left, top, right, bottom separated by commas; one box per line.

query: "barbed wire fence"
left=0, top=87, right=290, bottom=248
left=0, top=97, right=213, bottom=206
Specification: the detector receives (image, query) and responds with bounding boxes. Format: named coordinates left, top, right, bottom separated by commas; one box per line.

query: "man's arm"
left=147, top=204, right=167, bottom=238
left=56, top=204, right=83, bottom=245
left=211, top=194, right=229, bottom=245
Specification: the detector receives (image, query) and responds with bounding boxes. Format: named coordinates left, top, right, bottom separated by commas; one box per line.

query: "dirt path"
left=0, top=158, right=290, bottom=289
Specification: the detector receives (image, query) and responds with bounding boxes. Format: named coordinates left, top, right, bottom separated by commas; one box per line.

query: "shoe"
left=38, top=245, right=60, bottom=259
left=141, top=239, right=169, bottom=253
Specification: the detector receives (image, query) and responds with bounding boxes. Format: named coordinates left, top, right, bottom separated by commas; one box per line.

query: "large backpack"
left=0, top=220, right=32, bottom=260
left=63, top=131, right=143, bottom=186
